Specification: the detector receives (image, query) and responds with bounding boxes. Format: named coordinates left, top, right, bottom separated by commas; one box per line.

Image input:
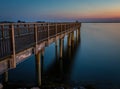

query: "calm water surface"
left=1, top=23, right=120, bottom=89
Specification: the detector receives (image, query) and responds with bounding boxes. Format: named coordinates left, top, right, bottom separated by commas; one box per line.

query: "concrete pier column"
left=59, top=39, right=63, bottom=58
left=67, top=33, right=71, bottom=47
left=35, top=52, right=41, bottom=86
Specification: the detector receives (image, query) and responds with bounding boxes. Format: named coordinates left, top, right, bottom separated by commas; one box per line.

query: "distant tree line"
left=0, top=20, right=46, bottom=23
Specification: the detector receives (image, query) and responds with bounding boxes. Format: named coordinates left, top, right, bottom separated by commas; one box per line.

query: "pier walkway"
left=0, top=22, right=81, bottom=75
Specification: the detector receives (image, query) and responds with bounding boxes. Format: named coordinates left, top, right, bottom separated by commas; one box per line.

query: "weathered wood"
left=34, top=24, right=38, bottom=54
left=9, top=24, right=16, bottom=68
left=48, top=23, right=49, bottom=39
left=1, top=25, right=4, bottom=39
left=68, top=33, right=71, bottom=47
left=59, top=38, right=63, bottom=58
left=71, top=31, right=74, bottom=41
left=35, top=52, right=41, bottom=86
left=0, top=22, right=81, bottom=71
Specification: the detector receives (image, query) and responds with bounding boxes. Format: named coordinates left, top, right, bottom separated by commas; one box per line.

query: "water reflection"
left=41, top=33, right=81, bottom=87
left=0, top=31, right=81, bottom=88
left=1, top=23, right=120, bottom=89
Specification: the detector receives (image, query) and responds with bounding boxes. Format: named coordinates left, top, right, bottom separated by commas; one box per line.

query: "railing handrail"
left=0, top=22, right=80, bottom=25
left=0, top=22, right=81, bottom=60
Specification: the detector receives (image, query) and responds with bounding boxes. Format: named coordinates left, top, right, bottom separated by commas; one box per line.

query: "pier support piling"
left=35, top=52, right=41, bottom=86
left=59, top=39, right=63, bottom=58
left=3, top=71, right=8, bottom=83
left=71, top=32, right=74, bottom=48
left=71, top=31, right=74, bottom=41
left=76, top=29, right=78, bottom=41
left=9, top=24, right=16, bottom=68
left=41, top=48, right=45, bottom=58
left=55, top=41, right=58, bottom=47
left=67, top=33, right=71, bottom=47
left=78, top=29, right=80, bottom=39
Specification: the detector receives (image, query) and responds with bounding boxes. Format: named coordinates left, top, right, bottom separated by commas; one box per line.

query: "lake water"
left=0, top=23, right=120, bottom=89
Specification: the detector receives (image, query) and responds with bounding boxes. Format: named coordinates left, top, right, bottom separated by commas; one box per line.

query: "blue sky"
left=0, top=0, right=120, bottom=22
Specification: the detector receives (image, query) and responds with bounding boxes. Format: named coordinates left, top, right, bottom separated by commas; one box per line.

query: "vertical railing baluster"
left=9, top=24, right=16, bottom=68
left=61, top=24, right=62, bottom=33
left=65, top=24, right=67, bottom=33
left=1, top=25, right=4, bottom=39
left=48, top=23, right=49, bottom=39
left=34, top=24, right=38, bottom=54
left=1, top=25, right=4, bottom=58
left=56, top=23, right=57, bottom=35
left=17, top=25, right=20, bottom=36
left=28, top=24, right=30, bottom=33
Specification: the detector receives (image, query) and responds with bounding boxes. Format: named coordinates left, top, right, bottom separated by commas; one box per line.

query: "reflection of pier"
left=42, top=32, right=81, bottom=87
left=0, top=32, right=81, bottom=88
left=0, top=22, right=81, bottom=74
left=0, top=22, right=81, bottom=88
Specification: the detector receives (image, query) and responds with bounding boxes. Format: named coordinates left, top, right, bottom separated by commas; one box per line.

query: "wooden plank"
left=9, top=24, right=16, bottom=68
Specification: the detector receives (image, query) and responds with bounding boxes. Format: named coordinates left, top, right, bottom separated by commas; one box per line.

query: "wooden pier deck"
left=0, top=22, right=81, bottom=74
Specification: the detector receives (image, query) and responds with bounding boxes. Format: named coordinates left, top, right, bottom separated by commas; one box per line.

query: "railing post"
left=16, top=25, right=20, bottom=36
left=1, top=25, right=4, bottom=39
left=61, top=24, right=62, bottom=33
left=48, top=23, right=49, bottom=39
left=65, top=24, right=66, bottom=33
left=34, top=24, right=38, bottom=54
left=9, top=24, right=16, bottom=68
left=56, top=24, right=57, bottom=35
left=28, top=24, right=31, bottom=33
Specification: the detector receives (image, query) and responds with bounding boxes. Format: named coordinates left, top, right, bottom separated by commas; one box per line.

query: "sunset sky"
left=0, top=0, right=120, bottom=22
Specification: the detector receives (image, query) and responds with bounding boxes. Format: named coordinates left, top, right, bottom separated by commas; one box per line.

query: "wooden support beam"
left=71, top=31, right=75, bottom=48
left=78, top=28, right=80, bottom=38
left=35, top=52, right=41, bottom=86
left=3, top=71, right=8, bottom=83
left=55, top=44, right=58, bottom=59
left=9, top=24, right=16, bottom=68
left=34, top=24, right=38, bottom=54
left=41, top=48, right=45, bottom=58
left=56, top=24, right=57, bottom=35
left=61, top=24, right=62, bottom=33
left=76, top=29, right=78, bottom=41
left=1, top=25, right=4, bottom=39
left=67, top=33, right=71, bottom=47
left=16, top=25, right=20, bottom=36
left=55, top=40, right=58, bottom=47
left=71, top=31, right=74, bottom=41
left=48, top=23, right=49, bottom=39
left=59, top=39, right=63, bottom=58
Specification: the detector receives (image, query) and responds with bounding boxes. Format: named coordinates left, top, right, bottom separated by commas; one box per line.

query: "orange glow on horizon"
left=51, top=5, right=120, bottom=19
